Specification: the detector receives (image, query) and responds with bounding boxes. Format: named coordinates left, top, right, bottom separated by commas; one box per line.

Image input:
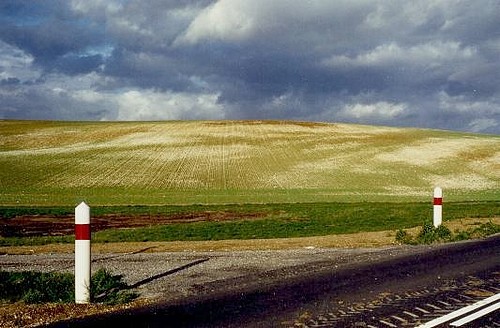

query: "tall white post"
left=75, top=202, right=91, bottom=304
left=433, top=187, right=443, bottom=228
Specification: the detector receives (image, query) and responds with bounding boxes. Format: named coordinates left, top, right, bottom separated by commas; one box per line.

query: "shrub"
left=453, top=230, right=470, bottom=241
left=91, top=269, right=138, bottom=305
left=395, top=229, right=413, bottom=244
left=0, top=271, right=73, bottom=303
left=416, top=222, right=437, bottom=244
left=435, top=225, right=452, bottom=240
left=415, top=222, right=452, bottom=244
left=0, top=269, right=138, bottom=305
left=469, top=221, right=500, bottom=238
left=396, top=221, right=500, bottom=245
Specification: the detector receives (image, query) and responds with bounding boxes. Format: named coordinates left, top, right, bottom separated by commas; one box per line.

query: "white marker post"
left=75, top=202, right=91, bottom=304
left=433, top=187, right=443, bottom=228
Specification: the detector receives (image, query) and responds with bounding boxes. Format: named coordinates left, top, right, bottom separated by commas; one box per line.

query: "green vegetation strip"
left=396, top=221, right=500, bottom=245
left=1, top=201, right=498, bottom=246
left=0, top=269, right=137, bottom=304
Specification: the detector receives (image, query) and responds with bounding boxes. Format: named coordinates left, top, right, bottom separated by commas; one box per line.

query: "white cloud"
left=70, top=87, right=226, bottom=120
left=468, top=119, right=498, bottom=133
left=0, top=41, right=39, bottom=82
left=339, top=101, right=408, bottom=120
left=72, top=0, right=201, bottom=49
left=70, top=0, right=123, bottom=20
left=175, top=0, right=257, bottom=45
left=175, top=0, right=373, bottom=46
left=324, top=41, right=476, bottom=68
left=438, top=91, right=500, bottom=115
left=436, top=91, right=500, bottom=133
left=364, top=0, right=456, bottom=29
left=96, top=89, right=225, bottom=121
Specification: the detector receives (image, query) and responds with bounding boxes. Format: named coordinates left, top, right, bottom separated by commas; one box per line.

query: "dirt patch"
left=0, top=211, right=266, bottom=238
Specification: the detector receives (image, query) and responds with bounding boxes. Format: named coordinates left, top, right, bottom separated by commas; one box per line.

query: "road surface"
left=45, top=235, right=499, bottom=327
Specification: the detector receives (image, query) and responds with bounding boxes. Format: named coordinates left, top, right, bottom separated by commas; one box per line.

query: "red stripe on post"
left=433, top=197, right=443, bottom=206
left=75, top=224, right=91, bottom=240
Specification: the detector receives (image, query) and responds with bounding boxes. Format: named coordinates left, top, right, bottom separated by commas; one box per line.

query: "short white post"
left=433, top=187, right=443, bottom=228
left=75, top=202, right=91, bottom=304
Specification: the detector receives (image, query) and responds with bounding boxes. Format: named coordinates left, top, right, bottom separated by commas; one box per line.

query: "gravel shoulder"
left=0, top=241, right=436, bottom=328
left=1, top=245, right=421, bottom=301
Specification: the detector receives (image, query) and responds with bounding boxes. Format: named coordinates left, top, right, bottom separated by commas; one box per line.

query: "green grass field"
left=1, top=201, right=498, bottom=246
left=1, top=120, right=499, bottom=206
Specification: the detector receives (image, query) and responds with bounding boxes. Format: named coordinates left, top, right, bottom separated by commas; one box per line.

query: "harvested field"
left=1, top=120, right=499, bottom=205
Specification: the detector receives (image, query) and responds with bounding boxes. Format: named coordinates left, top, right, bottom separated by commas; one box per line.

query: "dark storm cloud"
left=0, top=0, right=499, bottom=133
left=0, top=1, right=106, bottom=74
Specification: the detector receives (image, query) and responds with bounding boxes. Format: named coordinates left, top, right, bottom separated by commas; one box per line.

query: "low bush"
left=396, top=221, right=499, bottom=245
left=0, top=271, right=73, bottom=303
left=468, top=221, right=500, bottom=238
left=0, top=269, right=138, bottom=305
left=91, top=269, right=138, bottom=305
left=395, top=229, right=413, bottom=244
left=416, top=223, right=452, bottom=244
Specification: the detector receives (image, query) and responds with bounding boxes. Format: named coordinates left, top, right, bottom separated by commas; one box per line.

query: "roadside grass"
left=0, top=269, right=138, bottom=305
left=396, top=221, right=500, bottom=245
left=1, top=201, right=498, bottom=246
left=0, top=271, right=74, bottom=304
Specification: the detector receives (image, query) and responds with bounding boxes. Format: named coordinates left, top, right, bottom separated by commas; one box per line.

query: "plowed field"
left=1, top=120, right=499, bottom=205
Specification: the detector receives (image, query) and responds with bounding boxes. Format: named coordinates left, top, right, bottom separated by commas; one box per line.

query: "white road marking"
left=416, top=293, right=500, bottom=328
left=450, top=301, right=500, bottom=327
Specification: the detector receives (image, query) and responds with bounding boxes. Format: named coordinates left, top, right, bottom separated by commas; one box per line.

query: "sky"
left=1, top=0, right=499, bottom=134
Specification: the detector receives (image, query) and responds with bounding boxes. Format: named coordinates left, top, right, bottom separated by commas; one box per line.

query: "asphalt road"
left=48, top=236, right=499, bottom=328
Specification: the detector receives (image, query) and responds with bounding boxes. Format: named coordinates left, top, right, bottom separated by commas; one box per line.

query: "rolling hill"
left=1, top=120, right=499, bottom=206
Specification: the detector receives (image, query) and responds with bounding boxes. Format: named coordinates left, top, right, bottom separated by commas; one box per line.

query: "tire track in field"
left=206, top=135, right=219, bottom=189
left=251, top=123, right=312, bottom=189
left=251, top=124, right=322, bottom=189
left=45, top=146, right=114, bottom=188
left=49, top=124, right=171, bottom=188
left=40, top=124, right=154, bottom=188
left=136, top=123, right=183, bottom=189
left=240, top=123, right=283, bottom=189
left=225, top=122, right=258, bottom=190
left=229, top=123, right=254, bottom=189
left=162, top=125, right=197, bottom=190
left=221, top=124, right=228, bottom=190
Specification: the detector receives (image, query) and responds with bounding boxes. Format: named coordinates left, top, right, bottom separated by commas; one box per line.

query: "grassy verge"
left=0, top=269, right=137, bottom=305
left=1, top=201, right=498, bottom=246
left=396, top=221, right=500, bottom=245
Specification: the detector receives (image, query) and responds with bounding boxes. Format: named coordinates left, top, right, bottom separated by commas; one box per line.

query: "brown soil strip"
left=0, top=211, right=266, bottom=238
